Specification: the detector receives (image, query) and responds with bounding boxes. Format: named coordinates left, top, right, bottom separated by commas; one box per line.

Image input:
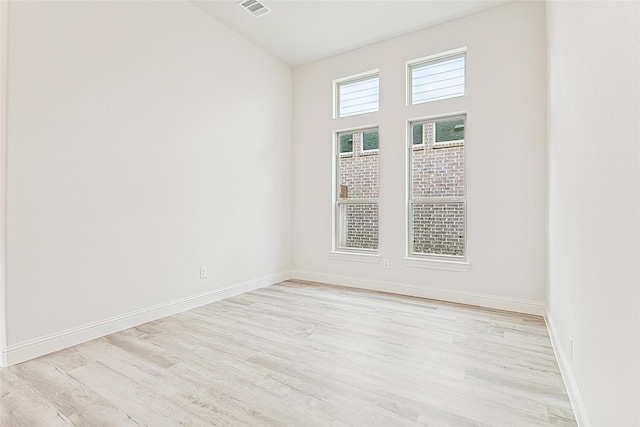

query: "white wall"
left=292, top=2, right=547, bottom=312
left=0, top=0, right=8, bottom=356
left=2, top=1, right=292, bottom=365
left=546, top=2, right=640, bottom=426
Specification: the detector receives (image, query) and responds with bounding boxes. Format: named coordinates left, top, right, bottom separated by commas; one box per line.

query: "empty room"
left=0, top=0, right=638, bottom=426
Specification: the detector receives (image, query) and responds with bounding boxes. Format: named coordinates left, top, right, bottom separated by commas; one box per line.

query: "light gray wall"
left=546, top=1, right=640, bottom=425
left=3, top=1, right=292, bottom=358
left=292, top=2, right=547, bottom=310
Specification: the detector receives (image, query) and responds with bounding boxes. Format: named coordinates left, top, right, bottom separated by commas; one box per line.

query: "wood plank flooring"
left=0, top=281, right=577, bottom=426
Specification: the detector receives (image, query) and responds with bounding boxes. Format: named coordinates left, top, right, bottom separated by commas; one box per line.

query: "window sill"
left=403, top=257, right=470, bottom=272
left=330, top=251, right=381, bottom=264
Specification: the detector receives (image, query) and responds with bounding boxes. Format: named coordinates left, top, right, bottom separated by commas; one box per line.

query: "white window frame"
left=407, top=47, right=467, bottom=106
left=405, top=113, right=470, bottom=271
left=334, top=69, right=380, bottom=119
left=332, top=126, right=380, bottom=258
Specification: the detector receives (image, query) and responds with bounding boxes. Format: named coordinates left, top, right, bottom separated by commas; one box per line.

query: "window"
left=434, top=118, right=465, bottom=144
left=412, top=118, right=465, bottom=146
left=408, top=115, right=466, bottom=258
left=339, top=133, right=354, bottom=154
left=335, top=127, right=379, bottom=252
left=335, top=71, right=379, bottom=118
left=408, top=49, right=466, bottom=105
left=361, top=129, right=379, bottom=152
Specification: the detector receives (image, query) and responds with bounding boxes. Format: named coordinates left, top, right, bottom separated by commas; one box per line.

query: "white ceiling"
left=192, top=1, right=512, bottom=67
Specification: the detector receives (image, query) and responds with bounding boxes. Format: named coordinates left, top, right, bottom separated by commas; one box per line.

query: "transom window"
left=408, top=49, right=466, bottom=105
left=335, top=71, right=379, bottom=118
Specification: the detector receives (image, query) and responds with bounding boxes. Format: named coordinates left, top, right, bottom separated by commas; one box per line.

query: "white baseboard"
left=291, top=270, right=545, bottom=316
left=545, top=312, right=590, bottom=427
left=0, top=271, right=292, bottom=367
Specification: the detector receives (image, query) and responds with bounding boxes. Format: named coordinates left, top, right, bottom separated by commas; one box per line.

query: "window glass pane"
left=338, top=203, right=378, bottom=250
left=336, top=127, right=379, bottom=253
left=435, top=118, right=465, bottom=143
left=412, top=124, right=423, bottom=145
left=339, top=76, right=379, bottom=117
left=337, top=130, right=379, bottom=199
left=362, top=130, right=379, bottom=151
left=411, top=119, right=465, bottom=198
left=339, top=133, right=353, bottom=153
left=409, top=115, right=466, bottom=258
left=412, top=202, right=464, bottom=256
left=411, top=55, right=465, bottom=104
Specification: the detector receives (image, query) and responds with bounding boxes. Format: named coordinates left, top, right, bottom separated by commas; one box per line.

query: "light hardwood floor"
left=0, top=281, right=576, bottom=426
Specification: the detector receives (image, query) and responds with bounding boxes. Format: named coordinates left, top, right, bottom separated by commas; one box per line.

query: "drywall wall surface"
left=0, top=0, right=8, bottom=353
left=547, top=1, right=640, bottom=425
left=5, top=1, right=291, bottom=348
left=292, top=1, right=547, bottom=306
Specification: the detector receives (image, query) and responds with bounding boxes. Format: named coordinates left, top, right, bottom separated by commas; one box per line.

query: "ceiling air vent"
left=238, top=0, right=271, bottom=18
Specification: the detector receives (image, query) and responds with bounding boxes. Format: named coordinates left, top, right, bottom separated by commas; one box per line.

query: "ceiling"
left=192, top=1, right=512, bottom=67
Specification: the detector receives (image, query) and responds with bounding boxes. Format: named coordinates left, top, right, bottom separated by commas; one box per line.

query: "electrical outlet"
left=383, top=259, right=390, bottom=269
left=200, top=266, right=207, bottom=279
left=569, top=336, right=574, bottom=362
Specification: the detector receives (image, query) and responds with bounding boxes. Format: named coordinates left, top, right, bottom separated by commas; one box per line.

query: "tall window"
left=335, top=128, right=379, bottom=251
left=409, top=115, right=466, bottom=258
left=408, top=49, right=466, bottom=105
left=335, top=72, right=379, bottom=118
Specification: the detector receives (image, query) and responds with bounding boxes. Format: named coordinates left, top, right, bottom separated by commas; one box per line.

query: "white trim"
left=292, top=270, right=545, bottom=316
left=0, top=271, right=292, bottom=367
left=329, top=251, right=380, bottom=264
left=545, top=311, right=591, bottom=427
left=406, top=46, right=468, bottom=69
left=407, top=111, right=468, bottom=126
left=411, top=197, right=465, bottom=204
left=333, top=68, right=380, bottom=85
left=332, top=129, right=338, bottom=250
left=403, top=257, right=470, bottom=272
left=333, top=123, right=380, bottom=135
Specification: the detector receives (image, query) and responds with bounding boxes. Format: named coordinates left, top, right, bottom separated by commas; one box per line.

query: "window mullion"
left=411, top=197, right=465, bottom=204
left=337, top=199, right=378, bottom=204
